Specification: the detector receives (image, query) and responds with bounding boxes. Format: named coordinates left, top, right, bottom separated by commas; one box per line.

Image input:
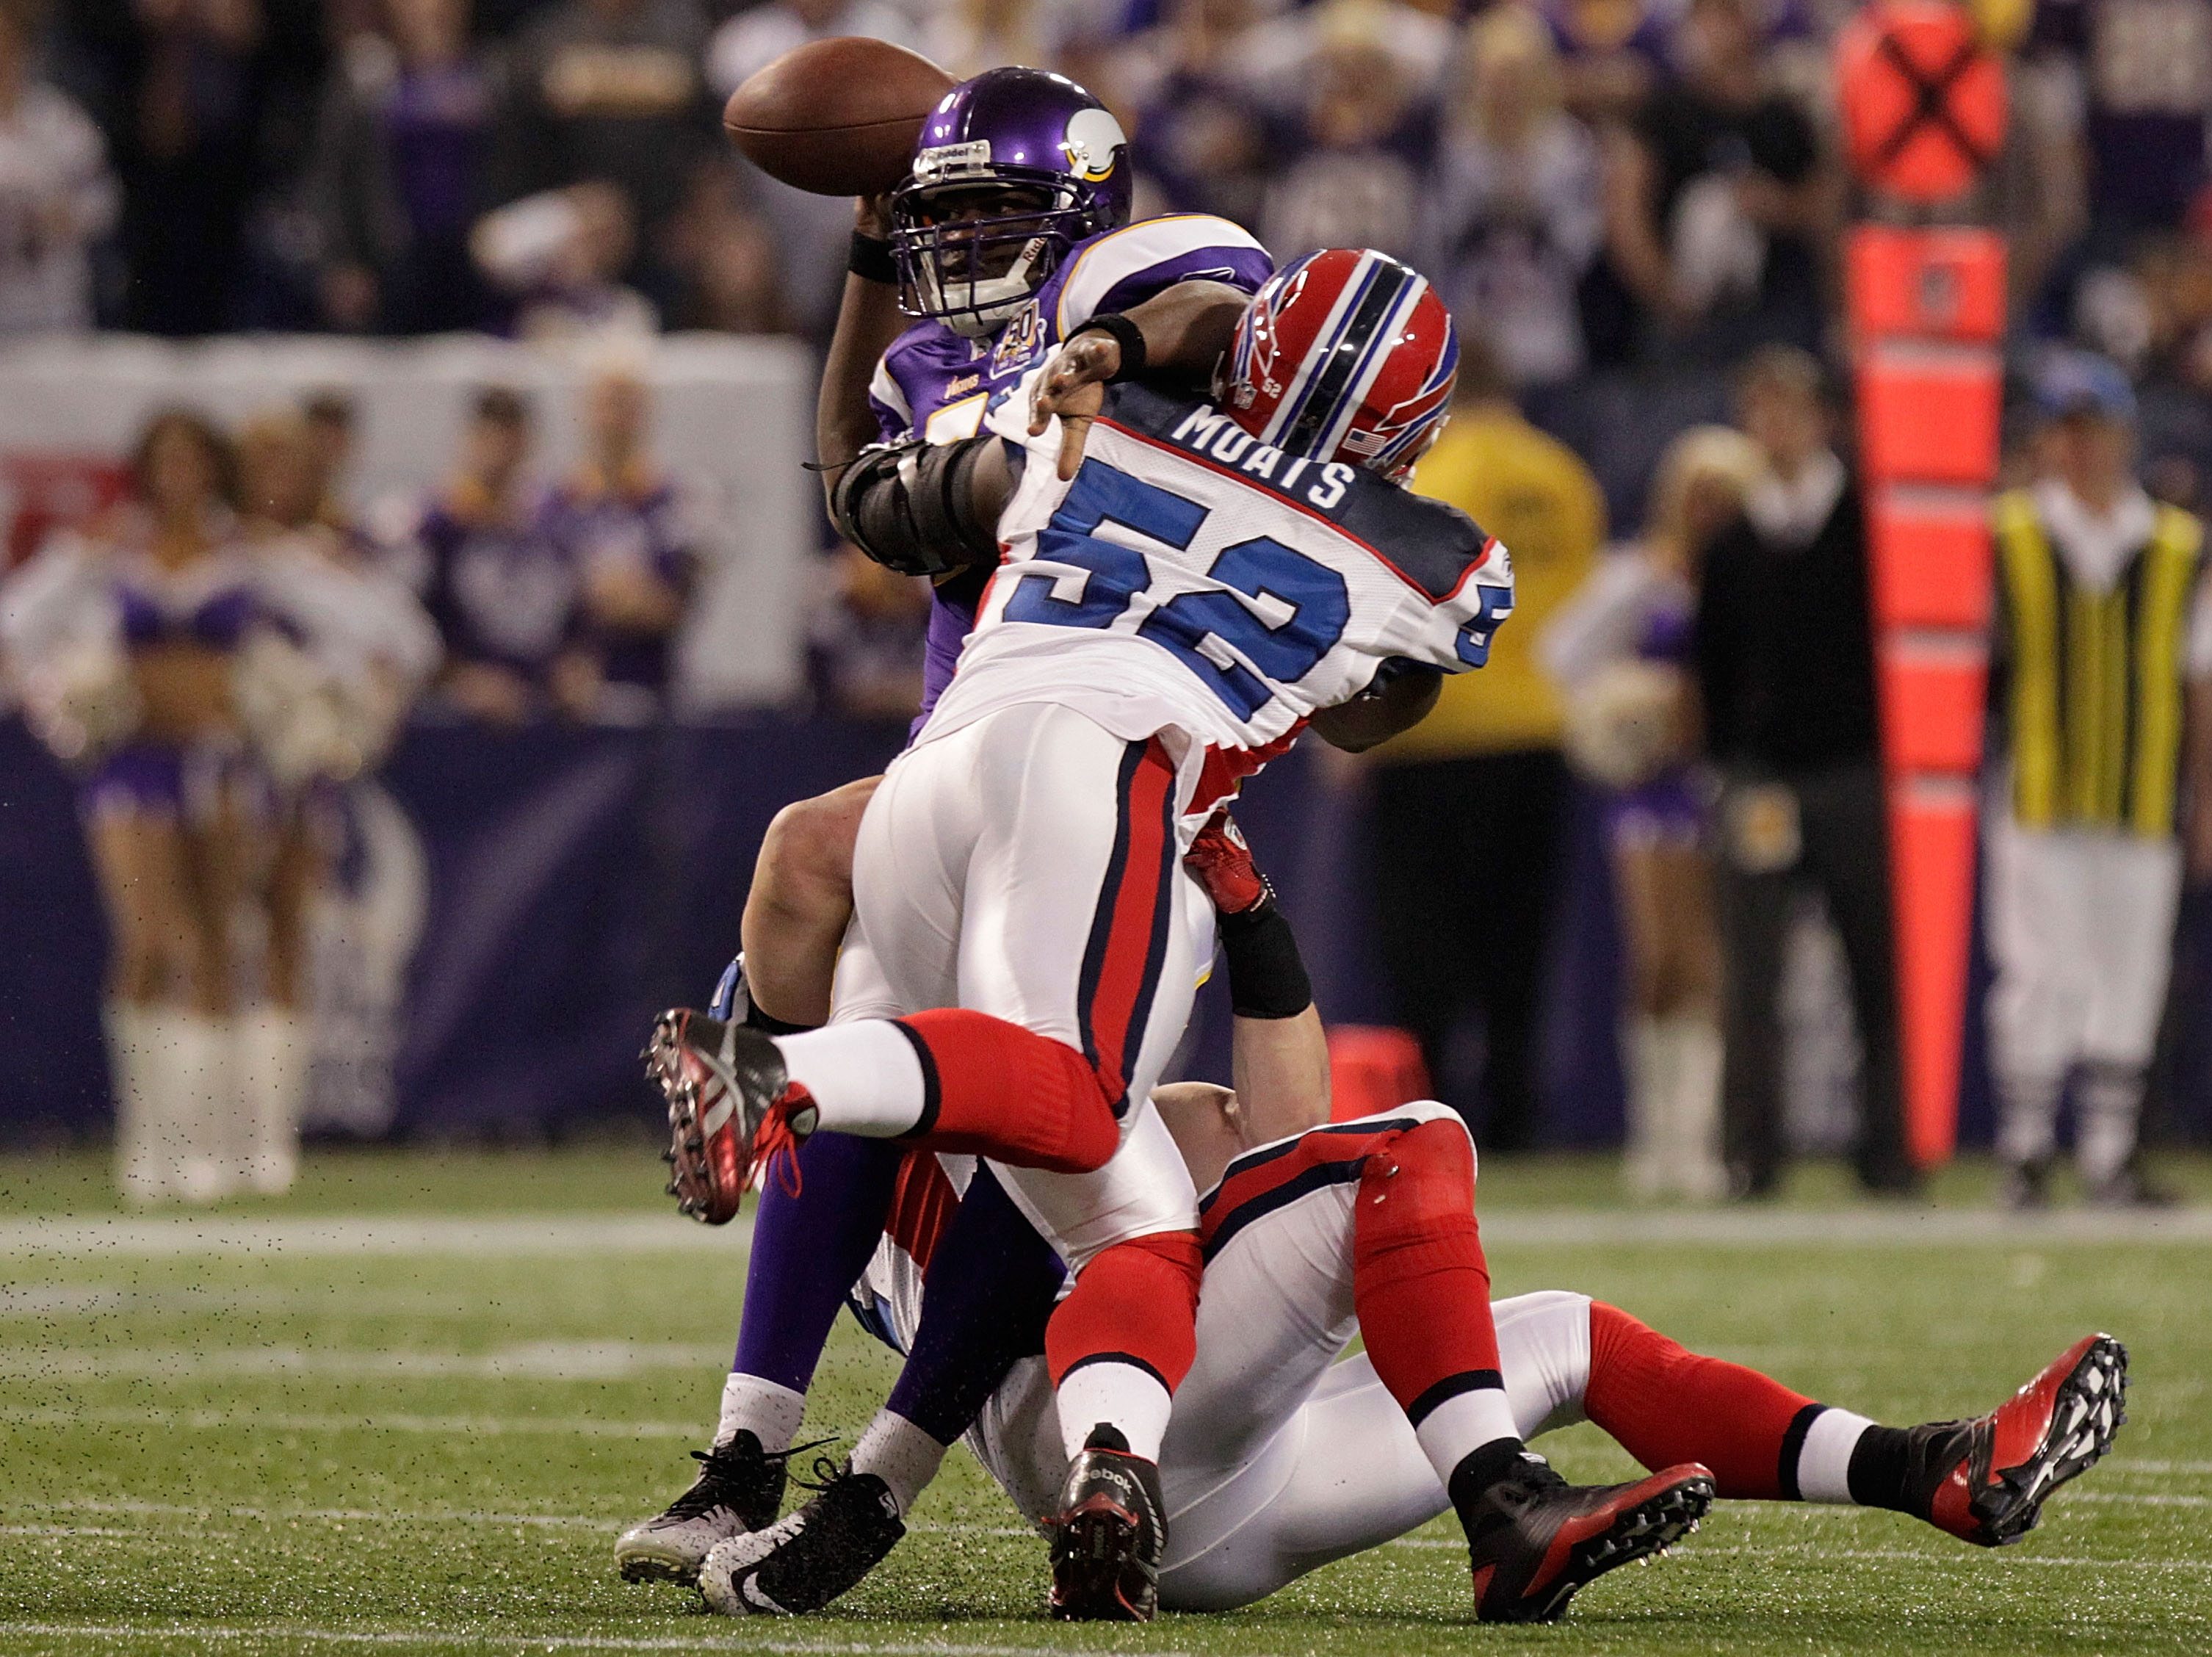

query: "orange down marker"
left=1840, top=4, right=2008, bottom=1166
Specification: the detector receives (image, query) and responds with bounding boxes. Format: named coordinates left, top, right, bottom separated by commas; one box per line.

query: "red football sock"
left=891, top=1009, right=1121, bottom=1172
left=1585, top=1301, right=1818, bottom=1500
left=1045, top=1228, right=1203, bottom=1393
left=1353, top=1119, right=1506, bottom=1418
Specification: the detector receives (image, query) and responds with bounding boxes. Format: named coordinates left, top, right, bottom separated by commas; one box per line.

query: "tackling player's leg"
left=654, top=705, right=1210, bottom=1619
left=621, top=955, right=907, bottom=1584
left=699, top=1163, right=1064, bottom=1616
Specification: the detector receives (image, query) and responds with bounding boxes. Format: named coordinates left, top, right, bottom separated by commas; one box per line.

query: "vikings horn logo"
left=1061, top=107, right=1126, bottom=182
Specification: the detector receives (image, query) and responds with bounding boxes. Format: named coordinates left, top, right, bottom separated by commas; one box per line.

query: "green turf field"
left=3, top=1144, right=2210, bottom=1656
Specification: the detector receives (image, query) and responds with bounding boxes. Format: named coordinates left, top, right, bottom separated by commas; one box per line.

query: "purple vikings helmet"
left=891, top=68, right=1133, bottom=338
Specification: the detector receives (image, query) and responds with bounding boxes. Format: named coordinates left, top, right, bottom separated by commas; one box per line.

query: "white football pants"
left=833, top=700, right=1213, bottom=1266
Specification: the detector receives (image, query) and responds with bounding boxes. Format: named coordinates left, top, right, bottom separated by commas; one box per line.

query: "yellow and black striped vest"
left=1992, top=489, right=2204, bottom=837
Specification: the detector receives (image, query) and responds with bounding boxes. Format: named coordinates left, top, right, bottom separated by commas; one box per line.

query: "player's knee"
left=757, top=784, right=873, bottom=913
left=1353, top=1119, right=1484, bottom=1276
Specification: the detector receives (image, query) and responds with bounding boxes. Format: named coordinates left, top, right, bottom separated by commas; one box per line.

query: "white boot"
left=1663, top=1014, right=1728, bottom=1202
left=111, top=1007, right=236, bottom=1203
left=171, top=1014, right=242, bottom=1204
left=1622, top=1017, right=1672, bottom=1199
left=236, top=1008, right=307, bottom=1195
left=109, top=1001, right=178, bottom=1204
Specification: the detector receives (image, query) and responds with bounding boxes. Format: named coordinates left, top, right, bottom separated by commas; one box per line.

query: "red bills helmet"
left=1216, top=248, right=1459, bottom=483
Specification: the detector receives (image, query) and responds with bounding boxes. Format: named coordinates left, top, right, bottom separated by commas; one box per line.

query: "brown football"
left=723, top=36, right=957, bottom=198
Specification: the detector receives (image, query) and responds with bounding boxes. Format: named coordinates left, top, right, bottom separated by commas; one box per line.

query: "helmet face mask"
left=1218, top=249, right=1459, bottom=485
left=891, top=68, right=1132, bottom=339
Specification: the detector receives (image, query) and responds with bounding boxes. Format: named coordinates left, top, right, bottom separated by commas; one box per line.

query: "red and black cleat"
left=1462, top=1461, right=1716, bottom=1625
left=1045, top=1427, right=1165, bottom=1622
left=1911, top=1332, right=2128, bottom=1547
left=643, top=1008, right=817, bottom=1224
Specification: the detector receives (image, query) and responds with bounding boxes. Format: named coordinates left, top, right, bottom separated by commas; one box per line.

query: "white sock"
left=1666, top=1015, right=1727, bottom=1201
left=1793, top=1406, right=1875, bottom=1503
left=2076, top=1065, right=2144, bottom=1187
left=172, top=1013, right=240, bottom=1205
left=718, top=1372, right=806, bottom=1453
left=849, top=1409, right=947, bottom=1515
left=1622, top=1017, right=1669, bottom=1198
left=236, top=1008, right=307, bottom=1195
left=774, top=1021, right=928, bottom=1137
left=1413, top=1386, right=1524, bottom=1488
left=1055, top=1360, right=1173, bottom=1464
left=1995, top=1068, right=2064, bottom=1166
left=108, top=1001, right=170, bottom=1205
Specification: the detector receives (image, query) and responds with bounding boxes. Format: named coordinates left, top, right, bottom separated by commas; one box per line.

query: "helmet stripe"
left=1307, top=278, right=1429, bottom=462
left=1279, top=257, right=1417, bottom=460
left=1257, top=253, right=1382, bottom=450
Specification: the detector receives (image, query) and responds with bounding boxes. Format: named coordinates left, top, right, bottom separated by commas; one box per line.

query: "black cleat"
left=1461, top=1457, right=1715, bottom=1624
left=1047, top=1426, right=1165, bottom=1622
left=698, top=1462, right=906, bottom=1615
left=1909, top=1333, right=2127, bottom=1546
left=615, top=1430, right=809, bottom=1584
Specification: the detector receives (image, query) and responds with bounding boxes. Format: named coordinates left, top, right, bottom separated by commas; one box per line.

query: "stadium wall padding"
left=21, top=712, right=2209, bottom=1151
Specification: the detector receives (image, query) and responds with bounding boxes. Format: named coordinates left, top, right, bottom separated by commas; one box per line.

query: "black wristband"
left=848, top=231, right=897, bottom=285
left=1218, top=898, right=1313, bottom=1020
left=1070, top=313, right=1146, bottom=383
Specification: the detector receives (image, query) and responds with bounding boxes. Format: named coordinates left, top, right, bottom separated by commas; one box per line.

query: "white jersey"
left=917, top=380, right=1514, bottom=759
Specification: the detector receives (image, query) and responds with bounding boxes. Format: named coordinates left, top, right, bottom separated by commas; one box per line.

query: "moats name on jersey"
left=1160, top=405, right=1359, bottom=513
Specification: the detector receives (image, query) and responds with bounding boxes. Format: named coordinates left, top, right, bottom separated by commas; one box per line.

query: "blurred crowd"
left=0, top=0, right=2169, bottom=375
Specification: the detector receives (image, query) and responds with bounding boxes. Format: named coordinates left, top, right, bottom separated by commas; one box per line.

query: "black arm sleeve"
left=828, top=435, right=1009, bottom=578
left=1218, top=898, right=1314, bottom=1019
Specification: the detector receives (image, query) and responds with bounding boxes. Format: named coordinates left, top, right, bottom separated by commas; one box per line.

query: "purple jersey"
left=541, top=466, right=694, bottom=696
left=414, top=480, right=574, bottom=683
left=866, top=212, right=1273, bottom=732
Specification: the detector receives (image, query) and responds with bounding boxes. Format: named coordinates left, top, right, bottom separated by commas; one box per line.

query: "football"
left=722, top=36, right=957, bottom=198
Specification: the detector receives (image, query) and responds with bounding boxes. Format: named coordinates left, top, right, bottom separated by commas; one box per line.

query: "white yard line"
left=0, top=1216, right=748, bottom=1258
left=2110, top=1459, right=2212, bottom=1477
left=0, top=1341, right=732, bottom=1381
left=1477, top=1207, right=2212, bottom=1246
left=2, top=1206, right=2208, bottom=1257
left=1669, top=1542, right=2212, bottom=1574
left=21, top=1499, right=1037, bottom=1541
left=0, top=1630, right=1179, bottom=1656
left=0, top=1407, right=708, bottom=1438
left=36, top=1498, right=619, bottom=1529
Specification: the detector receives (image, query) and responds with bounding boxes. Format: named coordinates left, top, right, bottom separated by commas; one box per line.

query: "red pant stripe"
left=1196, top=1114, right=1436, bottom=1258
left=882, top=1149, right=959, bottom=1274
left=1075, top=737, right=1178, bottom=1113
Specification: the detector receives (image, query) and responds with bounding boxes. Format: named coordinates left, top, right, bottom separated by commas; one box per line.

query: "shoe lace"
left=789, top=1454, right=849, bottom=1495
left=755, top=1090, right=812, bottom=1199
left=671, top=1435, right=836, bottom=1520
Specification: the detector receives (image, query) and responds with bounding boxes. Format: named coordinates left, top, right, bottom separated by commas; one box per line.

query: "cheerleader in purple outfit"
left=236, top=408, right=441, bottom=1190
left=1542, top=426, right=1760, bottom=1200
left=3, top=411, right=262, bottom=1201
